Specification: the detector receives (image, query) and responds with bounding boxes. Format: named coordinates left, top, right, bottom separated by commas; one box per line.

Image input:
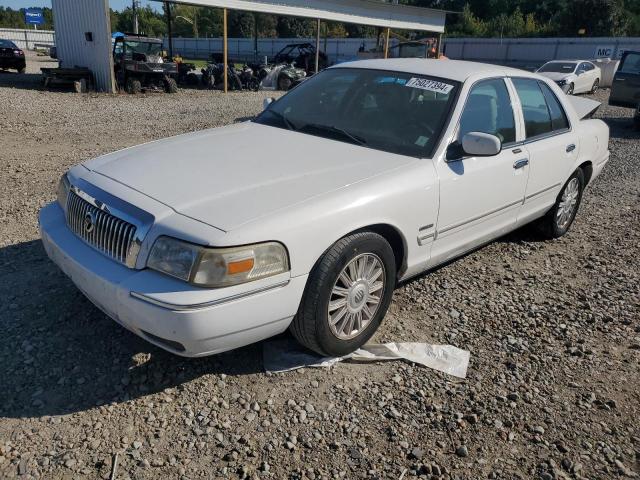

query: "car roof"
left=332, top=59, right=534, bottom=82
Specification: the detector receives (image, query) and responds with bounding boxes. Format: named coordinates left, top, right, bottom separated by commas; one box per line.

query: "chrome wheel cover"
left=328, top=253, right=385, bottom=340
left=556, top=177, right=579, bottom=229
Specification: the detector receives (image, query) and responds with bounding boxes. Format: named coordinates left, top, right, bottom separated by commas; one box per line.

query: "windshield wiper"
left=263, top=109, right=295, bottom=131
left=300, top=123, right=367, bottom=146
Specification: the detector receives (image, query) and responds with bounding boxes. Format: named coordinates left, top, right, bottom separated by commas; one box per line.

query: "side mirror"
left=461, top=132, right=502, bottom=157
left=263, top=97, right=275, bottom=110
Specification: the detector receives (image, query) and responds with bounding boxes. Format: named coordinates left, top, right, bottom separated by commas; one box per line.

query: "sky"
left=0, top=0, right=161, bottom=12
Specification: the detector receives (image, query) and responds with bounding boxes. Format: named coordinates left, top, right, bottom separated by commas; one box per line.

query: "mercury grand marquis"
left=39, top=59, right=610, bottom=357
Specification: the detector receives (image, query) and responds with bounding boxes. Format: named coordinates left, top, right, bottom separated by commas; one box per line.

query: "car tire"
left=567, top=83, right=574, bottom=95
left=126, top=78, right=142, bottom=94
left=290, top=232, right=396, bottom=357
left=590, top=79, right=599, bottom=94
left=537, top=168, right=585, bottom=239
left=164, top=77, right=178, bottom=93
left=634, top=105, right=640, bottom=131
left=278, top=75, right=292, bottom=91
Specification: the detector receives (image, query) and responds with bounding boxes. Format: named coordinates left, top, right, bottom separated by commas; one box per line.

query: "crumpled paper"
left=263, top=337, right=470, bottom=378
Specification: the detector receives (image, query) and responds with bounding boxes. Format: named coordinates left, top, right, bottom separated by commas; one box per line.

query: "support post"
left=223, top=8, right=228, bottom=93
left=165, top=1, right=173, bottom=60
left=384, top=27, right=390, bottom=59
left=315, top=18, right=321, bottom=73
left=253, top=13, right=258, bottom=62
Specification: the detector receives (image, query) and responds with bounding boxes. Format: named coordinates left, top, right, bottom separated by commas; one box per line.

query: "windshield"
left=124, top=41, right=163, bottom=59
left=0, top=40, right=17, bottom=49
left=254, top=68, right=459, bottom=158
left=538, top=62, right=577, bottom=73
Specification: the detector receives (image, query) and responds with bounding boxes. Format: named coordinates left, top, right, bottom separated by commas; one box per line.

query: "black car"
left=273, top=43, right=328, bottom=75
left=0, top=39, right=26, bottom=73
left=610, top=50, right=640, bottom=129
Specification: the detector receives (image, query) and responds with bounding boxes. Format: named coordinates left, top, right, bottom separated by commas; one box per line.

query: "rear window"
left=0, top=40, right=17, bottom=49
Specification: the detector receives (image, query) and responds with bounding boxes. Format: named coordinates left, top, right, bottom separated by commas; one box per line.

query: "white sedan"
left=536, top=60, right=601, bottom=95
left=39, top=59, right=610, bottom=358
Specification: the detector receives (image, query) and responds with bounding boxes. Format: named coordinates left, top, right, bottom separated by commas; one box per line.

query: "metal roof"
left=162, top=0, right=446, bottom=32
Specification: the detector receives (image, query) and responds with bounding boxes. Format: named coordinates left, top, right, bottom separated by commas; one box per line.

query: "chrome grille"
left=66, top=191, right=137, bottom=266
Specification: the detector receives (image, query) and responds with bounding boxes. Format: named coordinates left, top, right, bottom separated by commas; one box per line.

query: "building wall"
left=51, top=0, right=115, bottom=92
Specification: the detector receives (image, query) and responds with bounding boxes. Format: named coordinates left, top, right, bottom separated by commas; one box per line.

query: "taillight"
left=14, top=49, right=24, bottom=57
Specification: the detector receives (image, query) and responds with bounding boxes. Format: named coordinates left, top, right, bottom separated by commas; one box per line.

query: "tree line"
left=1, top=1, right=638, bottom=38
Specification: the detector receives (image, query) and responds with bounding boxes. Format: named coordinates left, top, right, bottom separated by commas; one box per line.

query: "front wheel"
left=537, top=169, right=584, bottom=239
left=566, top=83, right=575, bottom=95
left=126, top=78, right=142, bottom=94
left=164, top=77, right=178, bottom=93
left=278, top=75, right=292, bottom=91
left=290, top=232, right=396, bottom=357
left=590, top=79, right=599, bottom=94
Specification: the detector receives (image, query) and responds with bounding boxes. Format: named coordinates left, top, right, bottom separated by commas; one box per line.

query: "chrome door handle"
left=513, top=159, right=529, bottom=169
left=566, top=144, right=576, bottom=153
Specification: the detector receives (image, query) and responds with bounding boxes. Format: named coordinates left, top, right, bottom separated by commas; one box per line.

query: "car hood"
left=84, top=122, right=416, bottom=231
left=538, top=71, right=574, bottom=82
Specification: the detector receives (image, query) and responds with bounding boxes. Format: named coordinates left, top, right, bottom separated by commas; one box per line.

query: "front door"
left=431, top=78, right=529, bottom=266
left=610, top=52, right=640, bottom=108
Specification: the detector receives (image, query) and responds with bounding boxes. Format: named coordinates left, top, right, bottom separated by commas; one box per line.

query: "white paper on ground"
left=263, top=337, right=470, bottom=378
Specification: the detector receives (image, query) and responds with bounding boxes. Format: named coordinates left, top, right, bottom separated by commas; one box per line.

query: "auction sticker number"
left=406, top=77, right=454, bottom=94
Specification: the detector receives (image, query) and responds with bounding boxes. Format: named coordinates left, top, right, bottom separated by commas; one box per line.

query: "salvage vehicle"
left=609, top=51, right=640, bottom=130
left=273, top=42, right=328, bottom=75
left=0, top=39, right=26, bottom=73
left=536, top=60, right=601, bottom=95
left=113, top=35, right=178, bottom=94
left=40, top=59, right=609, bottom=358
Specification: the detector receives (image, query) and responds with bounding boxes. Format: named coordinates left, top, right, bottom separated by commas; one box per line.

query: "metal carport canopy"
left=164, top=0, right=446, bottom=32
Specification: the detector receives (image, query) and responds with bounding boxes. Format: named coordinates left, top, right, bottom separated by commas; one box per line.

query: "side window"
left=512, top=78, right=552, bottom=139
left=619, top=53, right=640, bottom=74
left=539, top=82, right=570, bottom=132
left=458, top=78, right=516, bottom=144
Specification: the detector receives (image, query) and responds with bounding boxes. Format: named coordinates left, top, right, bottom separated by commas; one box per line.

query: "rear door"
left=510, top=78, right=579, bottom=225
left=610, top=52, right=640, bottom=108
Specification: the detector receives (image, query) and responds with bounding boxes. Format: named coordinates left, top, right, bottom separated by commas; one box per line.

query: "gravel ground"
left=0, top=75, right=638, bottom=480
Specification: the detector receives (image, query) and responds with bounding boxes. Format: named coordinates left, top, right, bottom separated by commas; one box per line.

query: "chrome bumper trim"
left=130, top=280, right=291, bottom=312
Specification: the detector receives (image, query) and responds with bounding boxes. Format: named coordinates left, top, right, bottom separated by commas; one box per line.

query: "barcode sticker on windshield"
left=405, top=78, right=454, bottom=94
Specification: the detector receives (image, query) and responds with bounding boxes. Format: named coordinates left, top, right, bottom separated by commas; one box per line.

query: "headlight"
left=147, top=236, right=289, bottom=288
left=57, top=173, right=70, bottom=211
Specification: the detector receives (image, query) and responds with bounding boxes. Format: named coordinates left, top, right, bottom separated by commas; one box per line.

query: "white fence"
left=164, top=37, right=395, bottom=63
left=0, top=28, right=55, bottom=50
left=443, top=37, right=640, bottom=69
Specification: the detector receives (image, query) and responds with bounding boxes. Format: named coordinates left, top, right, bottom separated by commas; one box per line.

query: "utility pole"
left=132, top=0, right=139, bottom=35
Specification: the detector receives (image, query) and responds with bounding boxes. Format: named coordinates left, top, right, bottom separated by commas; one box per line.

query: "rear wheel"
left=126, top=78, right=142, bottom=94
left=164, top=77, right=178, bottom=93
left=290, top=232, right=396, bottom=357
left=536, top=169, right=584, bottom=239
left=590, top=79, right=599, bottom=94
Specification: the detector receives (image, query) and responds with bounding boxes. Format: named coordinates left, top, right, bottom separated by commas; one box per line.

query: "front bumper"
left=39, top=202, right=307, bottom=357
left=0, top=57, right=25, bottom=70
